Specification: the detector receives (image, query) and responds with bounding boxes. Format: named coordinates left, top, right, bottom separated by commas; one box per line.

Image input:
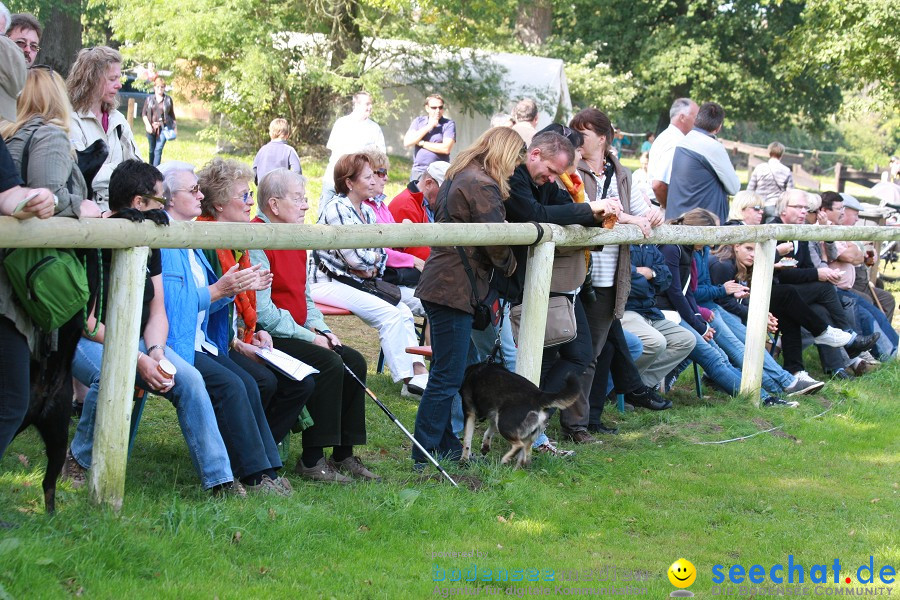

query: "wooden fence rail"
left=2, top=217, right=898, bottom=510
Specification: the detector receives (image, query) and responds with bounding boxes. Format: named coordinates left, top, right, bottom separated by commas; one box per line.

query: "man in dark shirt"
left=403, top=93, right=455, bottom=181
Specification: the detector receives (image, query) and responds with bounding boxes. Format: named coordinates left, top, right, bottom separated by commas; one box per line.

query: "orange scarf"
left=559, top=172, right=591, bottom=269
left=196, top=215, right=256, bottom=343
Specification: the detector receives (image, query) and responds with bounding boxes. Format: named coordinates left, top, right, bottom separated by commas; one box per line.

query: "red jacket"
left=388, top=183, right=431, bottom=261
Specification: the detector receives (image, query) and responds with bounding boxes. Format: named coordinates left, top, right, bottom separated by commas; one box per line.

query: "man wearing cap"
left=0, top=3, right=26, bottom=126
left=839, top=193, right=896, bottom=323
left=387, top=161, right=449, bottom=261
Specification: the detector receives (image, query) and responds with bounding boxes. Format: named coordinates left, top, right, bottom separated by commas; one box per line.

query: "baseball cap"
left=838, top=193, right=863, bottom=212
left=425, top=161, right=451, bottom=186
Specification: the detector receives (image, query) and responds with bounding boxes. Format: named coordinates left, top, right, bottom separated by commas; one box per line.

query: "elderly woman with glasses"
left=310, top=152, right=431, bottom=397
left=724, top=190, right=766, bottom=226
left=195, top=157, right=315, bottom=447
left=156, top=161, right=292, bottom=495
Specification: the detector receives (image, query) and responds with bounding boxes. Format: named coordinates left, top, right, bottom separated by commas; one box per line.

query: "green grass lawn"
left=1, top=119, right=897, bottom=598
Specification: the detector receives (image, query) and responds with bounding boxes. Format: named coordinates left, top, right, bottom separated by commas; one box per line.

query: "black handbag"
left=381, top=266, right=421, bottom=287
left=456, top=246, right=502, bottom=330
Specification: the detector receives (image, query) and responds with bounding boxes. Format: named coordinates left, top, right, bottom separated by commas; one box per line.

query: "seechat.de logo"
left=711, top=555, right=896, bottom=585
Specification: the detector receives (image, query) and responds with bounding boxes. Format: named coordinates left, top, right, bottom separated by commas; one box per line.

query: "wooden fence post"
left=89, top=247, right=149, bottom=511
left=515, top=241, right=556, bottom=385
left=739, top=240, right=776, bottom=405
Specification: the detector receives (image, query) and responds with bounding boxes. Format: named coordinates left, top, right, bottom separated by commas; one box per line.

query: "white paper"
left=255, top=348, right=319, bottom=381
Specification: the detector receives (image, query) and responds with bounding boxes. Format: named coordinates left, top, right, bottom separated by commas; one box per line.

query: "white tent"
left=379, top=51, right=572, bottom=162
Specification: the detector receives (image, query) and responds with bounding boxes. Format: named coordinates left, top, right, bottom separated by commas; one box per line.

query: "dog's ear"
left=142, top=209, right=170, bottom=226
left=108, top=208, right=145, bottom=223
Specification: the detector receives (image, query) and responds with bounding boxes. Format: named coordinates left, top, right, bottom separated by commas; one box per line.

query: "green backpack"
left=4, top=247, right=89, bottom=331
left=3, top=125, right=89, bottom=331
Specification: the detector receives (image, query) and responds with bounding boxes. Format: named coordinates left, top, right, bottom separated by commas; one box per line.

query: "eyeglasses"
left=280, top=194, right=308, bottom=206
left=174, top=183, right=201, bottom=195
left=374, top=168, right=388, bottom=178
left=235, top=190, right=254, bottom=204
left=141, top=194, right=167, bottom=206
left=427, top=104, right=444, bottom=110
left=786, top=204, right=810, bottom=212
left=13, top=39, right=40, bottom=53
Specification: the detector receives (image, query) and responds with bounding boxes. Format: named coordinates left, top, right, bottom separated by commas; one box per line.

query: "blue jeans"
left=146, top=133, right=166, bottom=166
left=679, top=324, right=745, bottom=397
left=470, top=302, right=517, bottom=372
left=70, top=338, right=233, bottom=489
left=0, top=317, right=30, bottom=459
left=413, top=302, right=473, bottom=463
left=838, top=290, right=898, bottom=359
left=712, top=308, right=794, bottom=394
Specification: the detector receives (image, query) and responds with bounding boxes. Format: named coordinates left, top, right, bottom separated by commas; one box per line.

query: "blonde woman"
left=725, top=190, right=765, bottom=226
left=411, top=126, right=521, bottom=466
left=66, top=46, right=141, bottom=211
left=3, top=66, right=98, bottom=218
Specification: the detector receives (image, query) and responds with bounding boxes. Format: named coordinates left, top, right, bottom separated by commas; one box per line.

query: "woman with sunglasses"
left=196, top=157, right=315, bottom=448
left=724, top=190, right=767, bottom=226
left=310, top=152, right=431, bottom=397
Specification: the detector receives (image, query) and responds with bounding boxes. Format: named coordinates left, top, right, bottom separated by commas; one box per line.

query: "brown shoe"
left=211, top=481, right=247, bottom=498
left=330, top=456, right=382, bottom=482
left=294, top=457, right=352, bottom=483
left=275, top=476, right=293, bottom=494
left=61, top=449, right=87, bottom=489
left=851, top=360, right=875, bottom=376
left=563, top=430, right=600, bottom=445
left=246, top=474, right=293, bottom=496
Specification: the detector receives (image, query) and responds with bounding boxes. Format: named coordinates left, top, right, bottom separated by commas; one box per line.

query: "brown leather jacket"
left=415, top=164, right=516, bottom=314
left=577, top=154, right=633, bottom=318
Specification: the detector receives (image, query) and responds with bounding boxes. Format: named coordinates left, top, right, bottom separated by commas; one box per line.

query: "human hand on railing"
left=79, top=199, right=102, bottom=218
left=1, top=187, right=56, bottom=220
left=644, top=205, right=664, bottom=228
left=619, top=212, right=651, bottom=238
left=767, top=313, right=779, bottom=333
left=137, top=352, right=175, bottom=393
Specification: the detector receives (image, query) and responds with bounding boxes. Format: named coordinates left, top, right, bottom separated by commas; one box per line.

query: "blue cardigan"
left=160, top=248, right=232, bottom=364
left=693, top=246, right=728, bottom=310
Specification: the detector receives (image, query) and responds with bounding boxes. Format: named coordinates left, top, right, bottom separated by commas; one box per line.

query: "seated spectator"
left=63, top=160, right=238, bottom=496
left=361, top=149, right=424, bottom=316
left=621, top=243, right=697, bottom=391
left=253, top=118, right=302, bottom=185
left=711, top=242, right=867, bottom=381
left=724, top=190, right=765, bottom=226
left=195, top=157, right=316, bottom=444
left=840, top=193, right=895, bottom=323
left=158, top=161, right=291, bottom=495
left=309, top=152, right=429, bottom=396
left=252, top=168, right=378, bottom=482
left=387, top=160, right=450, bottom=261
left=3, top=66, right=99, bottom=218
left=770, top=189, right=879, bottom=378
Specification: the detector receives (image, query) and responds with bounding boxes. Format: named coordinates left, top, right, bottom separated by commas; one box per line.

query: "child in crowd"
left=253, top=118, right=302, bottom=184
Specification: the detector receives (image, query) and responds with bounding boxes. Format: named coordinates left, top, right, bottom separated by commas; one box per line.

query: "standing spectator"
left=141, top=76, right=176, bottom=167
left=648, top=98, right=698, bottom=208
left=404, top=93, right=455, bottom=181
left=321, top=91, right=385, bottom=207
left=748, top=141, right=793, bottom=220
left=631, top=152, right=654, bottom=206
left=0, top=137, right=56, bottom=462
left=387, top=160, right=450, bottom=261
left=0, top=3, right=25, bottom=125
left=640, top=132, right=654, bottom=153
left=67, top=46, right=142, bottom=211
left=665, top=102, right=740, bottom=224
left=6, top=13, right=40, bottom=68
left=253, top=118, right=301, bottom=185
left=511, top=98, right=539, bottom=145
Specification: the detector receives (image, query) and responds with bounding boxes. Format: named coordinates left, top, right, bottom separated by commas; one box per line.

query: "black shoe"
left=827, top=368, right=854, bottom=380
left=845, top=332, right=880, bottom=359
left=763, top=396, right=799, bottom=408
left=625, top=386, right=673, bottom=411
left=587, top=422, right=619, bottom=435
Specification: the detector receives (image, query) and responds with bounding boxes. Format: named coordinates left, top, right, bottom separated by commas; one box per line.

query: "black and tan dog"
left=460, top=362, right=580, bottom=467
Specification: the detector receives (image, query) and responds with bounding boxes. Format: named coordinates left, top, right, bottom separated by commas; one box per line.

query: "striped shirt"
left=310, top=195, right=387, bottom=283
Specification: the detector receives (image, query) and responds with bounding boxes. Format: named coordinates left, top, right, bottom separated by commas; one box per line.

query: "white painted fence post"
left=739, top=240, right=776, bottom=406
left=515, top=241, right=556, bottom=385
left=89, top=247, right=149, bottom=511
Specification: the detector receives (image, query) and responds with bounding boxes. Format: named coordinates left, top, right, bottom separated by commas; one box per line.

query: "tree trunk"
left=329, top=0, right=362, bottom=70
left=40, top=0, right=82, bottom=78
left=515, top=0, right=552, bottom=47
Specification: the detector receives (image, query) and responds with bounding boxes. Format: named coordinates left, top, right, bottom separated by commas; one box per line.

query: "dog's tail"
left=540, top=373, right=582, bottom=411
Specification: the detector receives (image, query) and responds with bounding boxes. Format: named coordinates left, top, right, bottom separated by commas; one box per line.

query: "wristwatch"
left=650, top=269, right=657, bottom=279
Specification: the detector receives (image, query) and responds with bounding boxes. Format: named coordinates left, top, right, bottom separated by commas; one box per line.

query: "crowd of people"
left=1, top=7, right=897, bottom=495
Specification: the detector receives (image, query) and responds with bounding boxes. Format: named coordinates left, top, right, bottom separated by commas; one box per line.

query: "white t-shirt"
left=323, top=115, right=386, bottom=185
left=648, top=124, right=684, bottom=185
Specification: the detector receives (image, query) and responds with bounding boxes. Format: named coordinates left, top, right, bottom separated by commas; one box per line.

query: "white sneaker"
left=400, top=384, right=421, bottom=398
left=813, top=326, right=854, bottom=347
left=406, top=373, right=429, bottom=395
left=783, top=376, right=825, bottom=397
left=794, top=370, right=817, bottom=384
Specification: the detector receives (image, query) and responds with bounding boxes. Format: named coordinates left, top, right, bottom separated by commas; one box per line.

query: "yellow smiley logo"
left=668, top=558, right=697, bottom=588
